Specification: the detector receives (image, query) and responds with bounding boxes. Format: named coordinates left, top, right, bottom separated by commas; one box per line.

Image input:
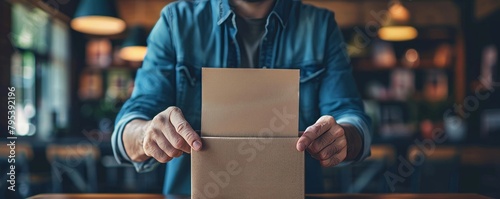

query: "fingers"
left=297, top=115, right=336, bottom=151
left=157, top=137, right=184, bottom=158
left=297, top=115, right=348, bottom=167
left=311, top=134, right=347, bottom=167
left=162, top=121, right=191, bottom=153
left=142, top=106, right=202, bottom=163
left=152, top=129, right=184, bottom=158
left=149, top=110, right=191, bottom=155
left=167, top=107, right=203, bottom=151
left=319, top=140, right=347, bottom=167
left=307, top=125, right=344, bottom=154
left=143, top=139, right=173, bottom=163
left=321, top=135, right=347, bottom=159
left=143, top=127, right=181, bottom=163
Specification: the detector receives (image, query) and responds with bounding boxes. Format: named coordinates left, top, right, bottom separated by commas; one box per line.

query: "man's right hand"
left=123, top=106, right=202, bottom=163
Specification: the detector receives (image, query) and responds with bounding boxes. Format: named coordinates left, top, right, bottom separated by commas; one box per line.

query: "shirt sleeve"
left=319, top=11, right=372, bottom=163
left=111, top=112, right=160, bottom=173
left=111, top=6, right=177, bottom=173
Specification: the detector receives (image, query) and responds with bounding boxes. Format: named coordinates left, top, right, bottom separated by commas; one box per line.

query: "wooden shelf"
left=352, top=58, right=452, bottom=72
left=83, top=65, right=140, bottom=70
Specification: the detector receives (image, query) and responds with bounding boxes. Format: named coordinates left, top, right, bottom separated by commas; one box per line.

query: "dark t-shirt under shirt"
left=235, top=15, right=267, bottom=68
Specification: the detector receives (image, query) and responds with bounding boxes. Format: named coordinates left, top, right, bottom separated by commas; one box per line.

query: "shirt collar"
left=217, top=0, right=291, bottom=27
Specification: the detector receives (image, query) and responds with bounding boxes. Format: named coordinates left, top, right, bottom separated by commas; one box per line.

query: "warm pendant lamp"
left=119, top=26, right=148, bottom=62
left=378, top=0, right=418, bottom=41
left=71, top=0, right=126, bottom=35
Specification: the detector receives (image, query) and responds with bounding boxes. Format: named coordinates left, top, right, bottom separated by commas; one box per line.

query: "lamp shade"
left=71, top=0, right=126, bottom=35
left=119, top=26, right=148, bottom=62
left=378, top=26, right=418, bottom=41
left=378, top=1, right=418, bottom=41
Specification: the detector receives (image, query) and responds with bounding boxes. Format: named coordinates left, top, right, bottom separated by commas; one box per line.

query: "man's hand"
left=296, top=116, right=347, bottom=167
left=123, top=106, right=202, bottom=163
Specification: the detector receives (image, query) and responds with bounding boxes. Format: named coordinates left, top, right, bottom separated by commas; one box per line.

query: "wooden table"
left=28, top=193, right=491, bottom=199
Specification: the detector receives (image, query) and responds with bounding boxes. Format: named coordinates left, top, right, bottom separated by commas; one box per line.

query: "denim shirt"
left=112, top=0, right=371, bottom=195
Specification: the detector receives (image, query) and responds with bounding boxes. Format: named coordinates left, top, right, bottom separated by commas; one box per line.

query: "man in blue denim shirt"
left=112, top=0, right=371, bottom=195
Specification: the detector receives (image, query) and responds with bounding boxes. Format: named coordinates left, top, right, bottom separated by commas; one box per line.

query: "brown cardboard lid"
left=201, top=68, right=299, bottom=137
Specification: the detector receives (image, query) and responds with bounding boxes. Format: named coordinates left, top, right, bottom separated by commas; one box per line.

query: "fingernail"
left=193, top=141, right=202, bottom=151
left=298, top=143, right=305, bottom=151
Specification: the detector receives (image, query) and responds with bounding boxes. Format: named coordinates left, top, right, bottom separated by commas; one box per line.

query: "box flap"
left=201, top=68, right=299, bottom=137
left=192, top=137, right=304, bottom=199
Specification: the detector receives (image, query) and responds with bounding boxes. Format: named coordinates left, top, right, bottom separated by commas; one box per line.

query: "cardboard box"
left=192, top=68, right=304, bottom=199
left=201, top=68, right=299, bottom=137
left=191, top=137, right=304, bottom=199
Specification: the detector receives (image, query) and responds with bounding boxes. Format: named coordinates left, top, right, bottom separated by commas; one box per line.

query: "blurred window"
left=10, top=3, right=70, bottom=138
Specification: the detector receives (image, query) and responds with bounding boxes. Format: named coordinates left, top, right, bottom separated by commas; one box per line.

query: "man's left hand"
left=296, top=115, right=347, bottom=167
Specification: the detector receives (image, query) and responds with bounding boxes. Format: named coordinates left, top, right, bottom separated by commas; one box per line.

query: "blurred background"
left=0, top=0, right=499, bottom=198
